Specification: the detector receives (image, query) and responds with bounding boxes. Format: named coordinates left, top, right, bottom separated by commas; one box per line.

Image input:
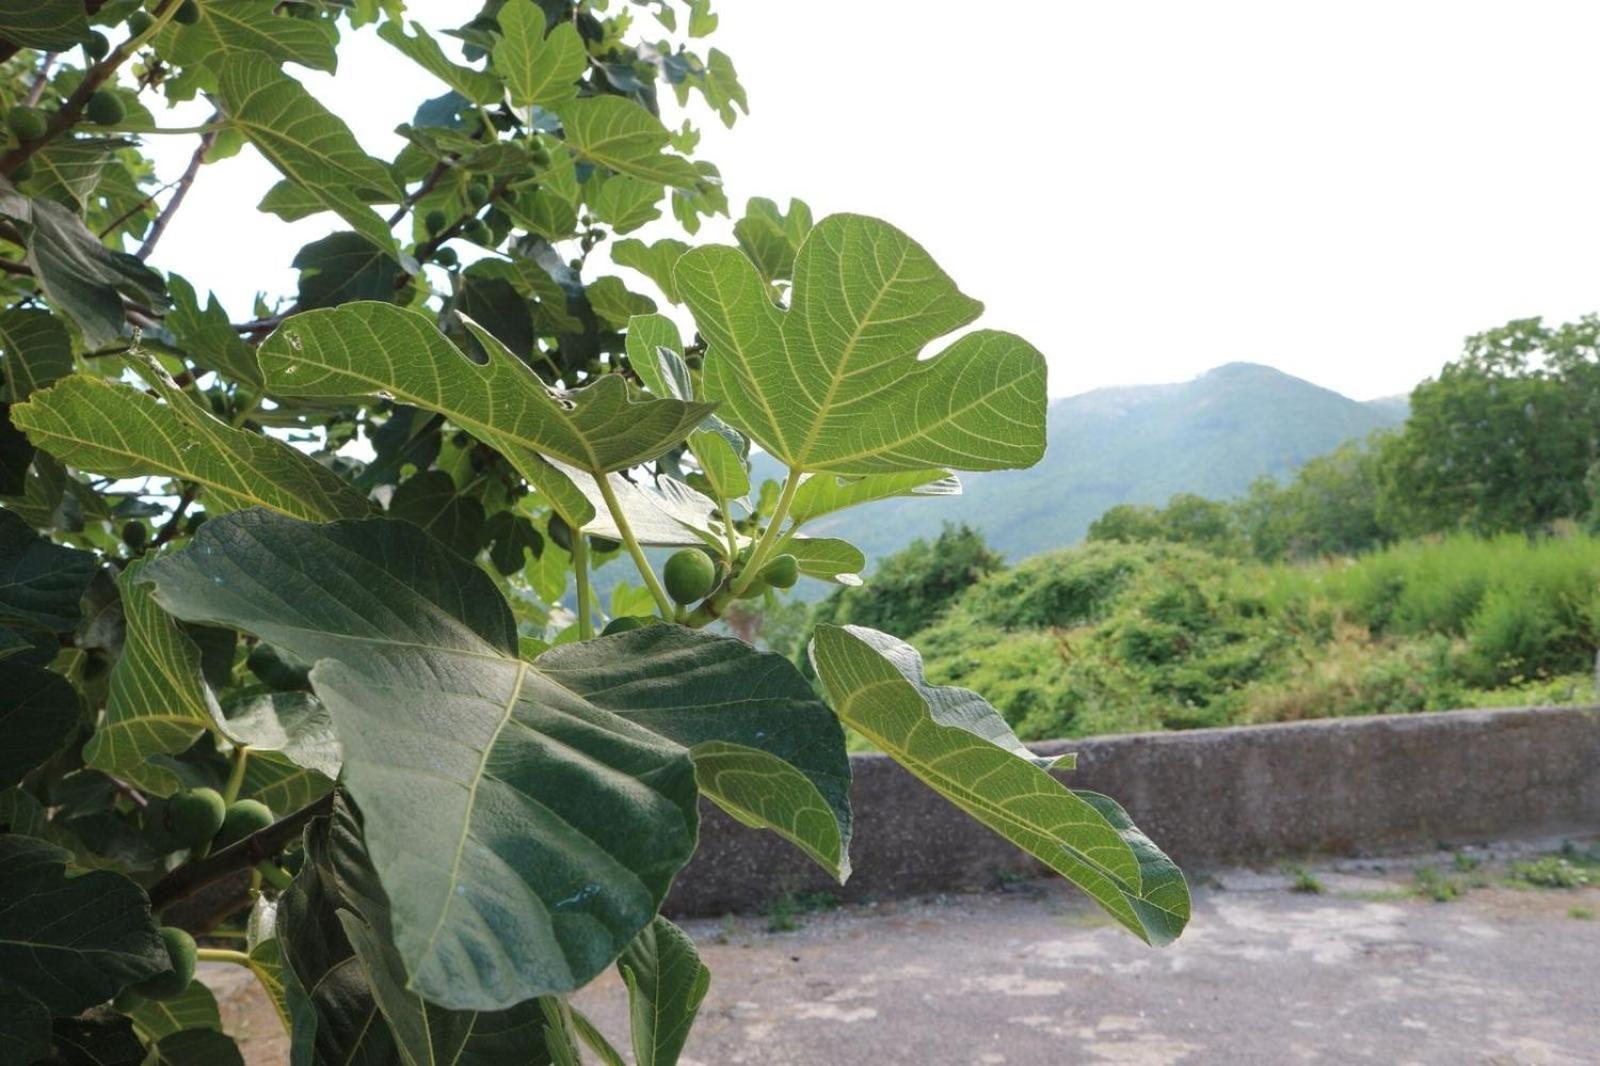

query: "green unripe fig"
left=121, top=521, right=147, bottom=550
left=761, top=553, right=799, bottom=589
left=466, top=180, right=490, bottom=206
left=7, top=106, right=47, bottom=142
left=663, top=548, right=716, bottom=605
left=530, top=144, right=552, bottom=167
left=548, top=513, right=573, bottom=553
left=165, top=787, right=226, bottom=847
left=463, top=218, right=490, bottom=243
left=128, top=11, right=154, bottom=35
left=423, top=208, right=447, bottom=234
left=86, top=90, right=125, bottom=127
left=174, top=0, right=201, bottom=25
left=601, top=615, right=647, bottom=636
left=111, top=988, right=145, bottom=1013
left=10, top=157, right=33, bottom=182
left=588, top=535, right=620, bottom=554
left=214, top=798, right=274, bottom=849
left=434, top=246, right=458, bottom=268
left=85, top=31, right=110, bottom=60
left=134, top=927, right=196, bottom=1000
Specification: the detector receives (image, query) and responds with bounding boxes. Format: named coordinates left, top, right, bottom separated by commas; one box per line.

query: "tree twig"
left=148, top=792, right=334, bottom=913
left=136, top=114, right=219, bottom=261
left=149, top=484, right=198, bottom=548
left=23, top=53, right=55, bottom=107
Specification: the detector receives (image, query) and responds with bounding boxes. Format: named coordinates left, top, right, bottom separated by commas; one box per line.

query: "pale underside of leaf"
left=808, top=624, right=1189, bottom=946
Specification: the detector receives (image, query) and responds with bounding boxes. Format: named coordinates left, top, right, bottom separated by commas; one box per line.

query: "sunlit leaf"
left=492, top=1, right=587, bottom=108
left=11, top=357, right=371, bottom=523
left=677, top=213, right=1047, bottom=476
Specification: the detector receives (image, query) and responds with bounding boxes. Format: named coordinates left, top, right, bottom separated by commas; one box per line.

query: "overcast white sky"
left=138, top=0, right=1600, bottom=400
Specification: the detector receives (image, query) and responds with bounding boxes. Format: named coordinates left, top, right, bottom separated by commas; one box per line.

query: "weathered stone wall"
left=666, top=704, right=1600, bottom=916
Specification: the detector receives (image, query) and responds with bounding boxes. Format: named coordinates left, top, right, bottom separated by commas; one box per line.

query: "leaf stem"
left=137, top=113, right=220, bottom=262
left=572, top=530, right=592, bottom=640
left=222, top=745, right=250, bottom=805
left=732, top=467, right=802, bottom=595
left=195, top=948, right=253, bottom=967
left=594, top=472, right=675, bottom=618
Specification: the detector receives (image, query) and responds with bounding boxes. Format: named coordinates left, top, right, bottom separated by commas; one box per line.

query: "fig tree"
left=214, top=798, right=274, bottom=849
left=423, top=209, right=447, bottom=234
left=7, top=106, right=47, bottom=142
left=466, top=180, right=490, bottom=206
left=165, top=787, right=226, bottom=847
left=463, top=218, right=490, bottom=243
left=434, top=246, right=458, bottom=268
left=127, top=11, right=154, bottom=35
left=84, top=31, right=110, bottom=60
left=133, top=927, right=196, bottom=1000
left=600, top=615, right=647, bottom=635
left=663, top=548, right=716, bottom=604
left=174, top=0, right=201, bottom=25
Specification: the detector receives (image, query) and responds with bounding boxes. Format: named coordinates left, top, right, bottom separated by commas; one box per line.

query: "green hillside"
left=758, top=363, right=1405, bottom=565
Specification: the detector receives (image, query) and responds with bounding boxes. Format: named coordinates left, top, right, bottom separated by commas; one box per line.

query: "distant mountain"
left=760, top=362, right=1408, bottom=567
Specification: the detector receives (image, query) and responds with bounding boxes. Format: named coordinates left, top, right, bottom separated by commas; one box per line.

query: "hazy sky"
left=138, top=1, right=1600, bottom=400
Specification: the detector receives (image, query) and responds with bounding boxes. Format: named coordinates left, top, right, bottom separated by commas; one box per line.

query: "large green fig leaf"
left=619, top=917, right=710, bottom=1066
left=556, top=96, right=700, bottom=188
left=0, top=190, right=168, bottom=347
left=82, top=560, right=218, bottom=796
left=155, top=1, right=338, bottom=79
left=0, top=836, right=167, bottom=1038
left=492, top=0, right=587, bottom=108
left=144, top=510, right=852, bottom=1008
left=214, top=55, right=399, bottom=250
left=809, top=624, right=1190, bottom=947
left=256, top=302, right=714, bottom=525
left=0, top=664, right=77, bottom=789
left=675, top=213, right=1047, bottom=476
left=786, top=469, right=961, bottom=526
left=10, top=358, right=370, bottom=523
left=379, top=20, right=500, bottom=105
left=0, top=308, right=73, bottom=403
left=0, top=0, right=89, bottom=51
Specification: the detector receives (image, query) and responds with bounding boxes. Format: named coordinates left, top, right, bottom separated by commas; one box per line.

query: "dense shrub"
left=809, top=523, right=1004, bottom=639
left=909, top=533, right=1600, bottom=739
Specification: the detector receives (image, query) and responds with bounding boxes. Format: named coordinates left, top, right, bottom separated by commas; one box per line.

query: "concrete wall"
left=665, top=704, right=1600, bottom=916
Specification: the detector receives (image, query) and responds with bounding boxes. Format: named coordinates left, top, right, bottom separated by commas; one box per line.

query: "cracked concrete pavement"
left=210, top=840, right=1600, bottom=1064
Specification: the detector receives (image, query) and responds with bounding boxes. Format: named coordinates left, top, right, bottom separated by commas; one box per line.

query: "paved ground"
left=208, top=840, right=1600, bottom=1065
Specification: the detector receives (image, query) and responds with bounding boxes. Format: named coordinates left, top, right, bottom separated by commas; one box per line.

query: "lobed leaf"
left=676, top=213, right=1047, bottom=477
left=809, top=624, right=1189, bottom=946
left=10, top=357, right=371, bottom=523
left=82, top=559, right=219, bottom=796
left=257, top=302, right=714, bottom=525
left=557, top=96, right=700, bottom=188
left=492, top=0, right=588, bottom=108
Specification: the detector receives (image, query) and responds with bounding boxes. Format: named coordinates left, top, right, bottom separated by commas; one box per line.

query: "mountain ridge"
left=756, top=361, right=1408, bottom=569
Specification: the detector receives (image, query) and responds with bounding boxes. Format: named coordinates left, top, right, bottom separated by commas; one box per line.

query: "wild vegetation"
left=0, top=2, right=1190, bottom=1062
left=796, top=319, right=1600, bottom=741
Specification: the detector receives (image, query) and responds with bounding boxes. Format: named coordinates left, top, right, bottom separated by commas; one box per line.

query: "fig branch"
left=147, top=791, right=333, bottom=913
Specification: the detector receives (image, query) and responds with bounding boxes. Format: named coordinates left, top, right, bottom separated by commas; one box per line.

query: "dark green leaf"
left=0, top=192, right=167, bottom=347
left=293, top=232, right=407, bottom=311
left=619, top=918, right=709, bottom=1066
left=387, top=469, right=486, bottom=559
left=41, top=1012, right=145, bottom=1066
left=0, top=836, right=167, bottom=1016
left=147, top=510, right=852, bottom=1006
left=0, top=0, right=88, bottom=50
left=0, top=663, right=78, bottom=789
left=165, top=276, right=262, bottom=387
left=0, top=507, right=94, bottom=633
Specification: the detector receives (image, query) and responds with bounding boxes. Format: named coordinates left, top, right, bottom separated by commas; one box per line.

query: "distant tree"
left=810, top=523, right=1005, bottom=639
left=1378, top=316, right=1599, bottom=535
left=1237, top=439, right=1391, bottom=560
left=1087, top=495, right=1245, bottom=556
left=1086, top=503, right=1166, bottom=545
